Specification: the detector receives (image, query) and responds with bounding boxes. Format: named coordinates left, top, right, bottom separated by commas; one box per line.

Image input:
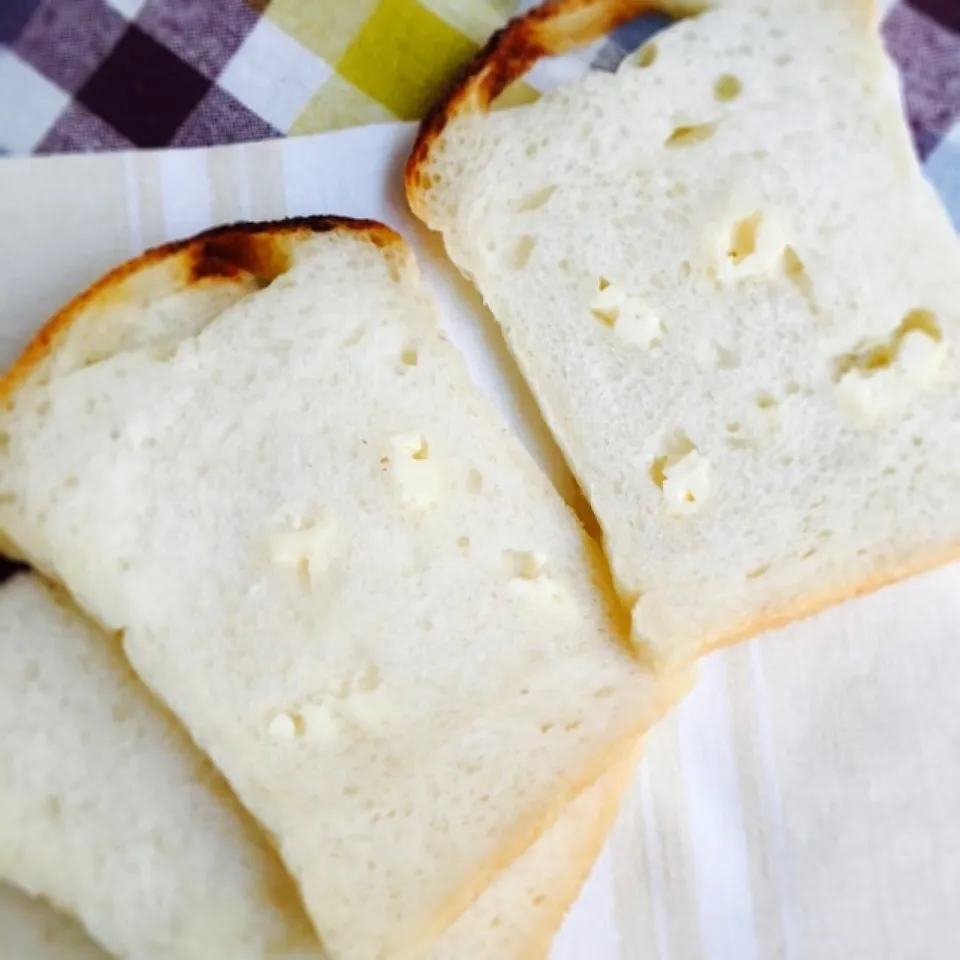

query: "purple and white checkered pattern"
left=0, top=0, right=276, bottom=155
left=0, top=0, right=957, bottom=230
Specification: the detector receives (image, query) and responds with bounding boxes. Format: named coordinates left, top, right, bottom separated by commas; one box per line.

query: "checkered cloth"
left=0, top=0, right=957, bottom=187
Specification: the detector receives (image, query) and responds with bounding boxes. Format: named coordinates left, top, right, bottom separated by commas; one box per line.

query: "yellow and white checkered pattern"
left=223, top=0, right=529, bottom=137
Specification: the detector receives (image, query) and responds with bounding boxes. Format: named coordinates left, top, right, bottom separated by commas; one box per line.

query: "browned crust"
left=0, top=216, right=403, bottom=405
left=405, top=0, right=882, bottom=216
left=516, top=746, right=641, bottom=960
left=405, top=0, right=668, bottom=215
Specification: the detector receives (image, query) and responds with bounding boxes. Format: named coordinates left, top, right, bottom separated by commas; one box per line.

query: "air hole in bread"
left=727, top=212, right=763, bottom=265
left=532, top=894, right=547, bottom=906
left=715, top=345, right=740, bottom=369
left=564, top=719, right=582, bottom=732
left=411, top=440, right=429, bottom=461
left=649, top=430, right=696, bottom=490
left=755, top=391, right=777, bottom=410
left=832, top=309, right=943, bottom=382
left=505, top=550, right=546, bottom=581
left=515, top=184, right=557, bottom=212
left=899, top=308, right=942, bottom=341
left=593, top=686, right=615, bottom=699
left=456, top=536, right=470, bottom=551
left=35, top=399, right=51, bottom=418
left=0, top=492, right=16, bottom=506
left=539, top=721, right=555, bottom=734
left=775, top=53, right=792, bottom=66
left=726, top=422, right=741, bottom=434
left=400, top=346, right=418, bottom=367
left=783, top=246, right=817, bottom=312
left=713, top=74, right=742, bottom=101
left=467, top=469, right=483, bottom=493
left=0, top=430, right=9, bottom=453
left=510, top=235, right=536, bottom=269
left=667, top=182, right=688, bottom=198
left=746, top=564, right=769, bottom=579
left=800, top=547, right=817, bottom=560
left=786, top=380, right=801, bottom=395
left=635, top=42, right=658, bottom=68
left=665, top=122, right=717, bottom=148
left=650, top=430, right=712, bottom=514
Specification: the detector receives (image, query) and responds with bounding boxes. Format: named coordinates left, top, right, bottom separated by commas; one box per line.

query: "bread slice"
left=0, top=219, right=669, bottom=959
left=0, top=568, right=632, bottom=960
left=0, top=573, right=323, bottom=959
left=406, top=0, right=960, bottom=673
left=0, top=884, right=110, bottom=960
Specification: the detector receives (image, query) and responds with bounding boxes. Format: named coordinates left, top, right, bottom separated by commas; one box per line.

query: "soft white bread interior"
left=0, top=567, right=633, bottom=960
left=407, top=0, right=960, bottom=672
left=0, top=219, right=668, bottom=959
left=0, top=884, right=110, bottom=960
left=0, top=573, right=323, bottom=960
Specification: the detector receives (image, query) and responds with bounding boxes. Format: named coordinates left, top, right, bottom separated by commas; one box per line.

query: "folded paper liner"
left=1, top=124, right=958, bottom=960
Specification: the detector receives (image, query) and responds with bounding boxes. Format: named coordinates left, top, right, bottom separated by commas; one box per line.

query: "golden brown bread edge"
left=0, top=216, right=402, bottom=404
left=404, top=0, right=948, bottom=674
left=404, top=0, right=879, bottom=219
left=0, top=217, right=404, bottom=566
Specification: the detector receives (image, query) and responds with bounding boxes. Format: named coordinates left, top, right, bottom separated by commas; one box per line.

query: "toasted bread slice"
left=406, top=0, right=960, bottom=672
left=0, top=219, right=669, bottom=959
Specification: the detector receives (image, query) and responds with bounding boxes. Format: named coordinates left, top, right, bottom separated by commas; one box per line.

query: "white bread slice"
left=0, top=884, right=110, bottom=960
left=0, top=573, right=322, bottom=959
left=406, top=0, right=960, bottom=672
left=0, top=567, right=632, bottom=960
left=0, top=219, right=669, bottom=959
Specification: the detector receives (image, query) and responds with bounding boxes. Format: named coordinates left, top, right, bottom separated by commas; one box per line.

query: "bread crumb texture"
left=0, top=224, right=663, bottom=959
left=409, top=0, right=960, bottom=671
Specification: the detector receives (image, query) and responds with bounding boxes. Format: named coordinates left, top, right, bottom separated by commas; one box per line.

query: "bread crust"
left=0, top=217, right=403, bottom=405
left=405, top=0, right=879, bottom=217
left=679, top=546, right=960, bottom=670
left=406, top=0, right=676, bottom=217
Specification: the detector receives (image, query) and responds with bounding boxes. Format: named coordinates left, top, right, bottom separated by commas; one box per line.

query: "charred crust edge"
left=0, top=216, right=404, bottom=403
left=405, top=0, right=660, bottom=213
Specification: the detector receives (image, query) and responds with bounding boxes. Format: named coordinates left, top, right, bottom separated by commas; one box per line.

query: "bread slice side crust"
left=430, top=745, right=641, bottom=960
